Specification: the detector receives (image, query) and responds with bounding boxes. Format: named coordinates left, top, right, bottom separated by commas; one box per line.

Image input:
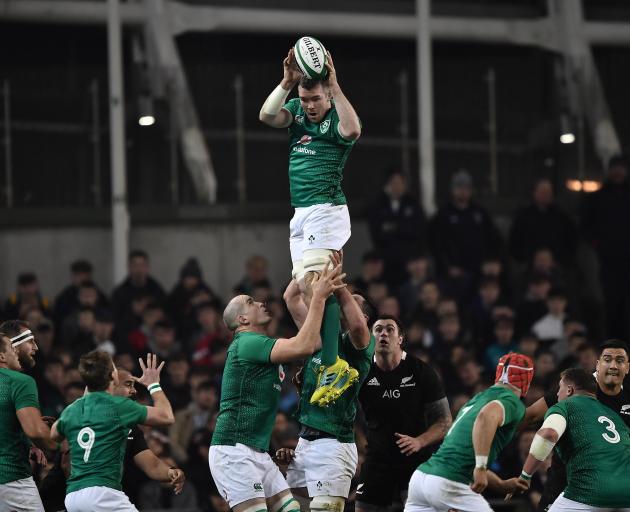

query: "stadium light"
left=559, top=114, right=575, bottom=144
left=560, top=132, right=575, bottom=144
left=138, top=115, right=155, bottom=126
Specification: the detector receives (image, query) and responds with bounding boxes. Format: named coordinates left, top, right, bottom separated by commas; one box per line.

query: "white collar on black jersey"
left=374, top=350, right=406, bottom=363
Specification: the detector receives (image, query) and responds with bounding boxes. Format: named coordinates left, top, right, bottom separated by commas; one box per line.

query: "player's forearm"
left=336, top=286, right=366, bottom=336
left=150, top=392, right=175, bottom=425
left=292, top=296, right=326, bottom=354
left=259, top=81, right=294, bottom=126
left=419, top=410, right=452, bottom=446
left=137, top=451, right=172, bottom=482
left=329, top=84, right=361, bottom=139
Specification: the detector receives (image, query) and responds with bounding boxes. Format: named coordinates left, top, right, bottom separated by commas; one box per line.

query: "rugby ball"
left=294, top=36, right=328, bottom=80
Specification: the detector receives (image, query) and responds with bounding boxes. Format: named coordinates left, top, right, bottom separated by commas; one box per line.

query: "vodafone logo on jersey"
left=299, top=135, right=312, bottom=145
left=293, top=134, right=316, bottom=155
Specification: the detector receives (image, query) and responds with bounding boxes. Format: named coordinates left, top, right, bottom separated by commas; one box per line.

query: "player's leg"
left=403, top=471, right=437, bottom=512
left=303, top=438, right=357, bottom=512
left=286, top=438, right=311, bottom=511
left=267, top=490, right=302, bottom=512
left=209, top=444, right=269, bottom=510
left=302, top=204, right=353, bottom=406
left=424, top=474, right=493, bottom=512
left=0, top=477, right=44, bottom=512
left=290, top=209, right=306, bottom=283
left=355, top=460, right=396, bottom=512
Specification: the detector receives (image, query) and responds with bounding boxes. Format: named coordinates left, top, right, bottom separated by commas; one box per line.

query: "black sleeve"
left=127, top=424, right=149, bottom=458
left=418, top=359, right=446, bottom=403
left=544, top=387, right=559, bottom=408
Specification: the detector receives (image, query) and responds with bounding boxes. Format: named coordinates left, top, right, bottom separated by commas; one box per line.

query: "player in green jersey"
left=404, top=353, right=534, bottom=512
left=282, top=255, right=376, bottom=512
left=51, top=351, right=176, bottom=512
left=260, top=47, right=362, bottom=406
left=209, top=262, right=345, bottom=512
left=516, top=367, right=630, bottom=511
left=0, top=332, right=56, bottom=512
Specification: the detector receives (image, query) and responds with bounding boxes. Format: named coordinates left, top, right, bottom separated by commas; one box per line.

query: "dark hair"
left=0, top=334, right=11, bottom=354
left=361, top=250, right=383, bottom=264
left=196, top=381, right=217, bottom=393
left=353, top=293, right=377, bottom=328
left=299, top=76, right=329, bottom=90
left=128, top=249, right=149, bottom=261
left=494, top=315, right=514, bottom=328
left=17, top=273, right=37, bottom=286
left=560, top=368, right=598, bottom=394
left=598, top=339, right=629, bottom=358
left=154, top=319, right=174, bottom=331
left=0, top=319, right=30, bottom=338
left=547, top=287, right=567, bottom=299
left=479, top=276, right=500, bottom=289
left=71, top=260, right=93, bottom=274
left=79, top=350, right=114, bottom=392
left=374, top=315, right=405, bottom=338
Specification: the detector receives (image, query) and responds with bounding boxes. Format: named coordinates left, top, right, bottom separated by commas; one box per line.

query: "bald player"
left=209, top=263, right=344, bottom=512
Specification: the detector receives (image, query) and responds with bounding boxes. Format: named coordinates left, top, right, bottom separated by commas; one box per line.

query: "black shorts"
left=355, top=459, right=416, bottom=507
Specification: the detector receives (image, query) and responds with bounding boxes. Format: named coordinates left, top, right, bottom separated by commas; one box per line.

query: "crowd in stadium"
left=1, top=155, right=629, bottom=512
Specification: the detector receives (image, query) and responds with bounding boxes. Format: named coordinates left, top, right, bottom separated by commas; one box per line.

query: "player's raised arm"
left=283, top=278, right=308, bottom=329
left=325, top=51, right=361, bottom=141
left=134, top=354, right=175, bottom=427
left=270, top=262, right=345, bottom=363
left=259, top=48, right=301, bottom=128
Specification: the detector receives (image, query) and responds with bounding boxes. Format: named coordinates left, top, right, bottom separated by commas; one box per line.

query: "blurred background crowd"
left=3, top=156, right=629, bottom=512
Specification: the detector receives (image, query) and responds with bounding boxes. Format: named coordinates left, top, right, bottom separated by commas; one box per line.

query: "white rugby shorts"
left=548, top=492, right=630, bottom=512
left=286, top=437, right=358, bottom=498
left=289, top=203, right=351, bottom=264
left=404, top=470, right=493, bottom=512
left=0, top=476, right=44, bottom=512
left=65, top=486, right=137, bottom=512
left=209, top=443, right=289, bottom=508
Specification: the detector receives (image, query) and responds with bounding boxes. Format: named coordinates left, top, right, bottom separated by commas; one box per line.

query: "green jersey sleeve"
left=237, top=334, right=277, bottom=364
left=12, top=373, right=40, bottom=411
left=283, top=98, right=300, bottom=119
left=498, top=392, right=524, bottom=426
left=115, top=397, right=148, bottom=428
left=545, top=402, right=569, bottom=421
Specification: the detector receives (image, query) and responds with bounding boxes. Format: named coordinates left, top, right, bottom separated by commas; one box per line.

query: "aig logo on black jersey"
left=382, top=389, right=401, bottom=399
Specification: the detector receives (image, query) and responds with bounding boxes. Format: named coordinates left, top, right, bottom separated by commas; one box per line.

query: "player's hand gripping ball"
left=294, top=36, right=328, bottom=79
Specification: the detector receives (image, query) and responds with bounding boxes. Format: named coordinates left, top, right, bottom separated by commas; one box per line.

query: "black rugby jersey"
left=358, top=351, right=446, bottom=464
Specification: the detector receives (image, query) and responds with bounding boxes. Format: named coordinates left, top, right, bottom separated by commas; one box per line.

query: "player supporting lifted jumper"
left=259, top=46, right=361, bottom=405
left=209, top=263, right=345, bottom=512
left=404, top=353, right=534, bottom=512
left=515, top=368, right=630, bottom=512
left=0, top=333, right=56, bottom=512
left=51, top=351, right=176, bottom=512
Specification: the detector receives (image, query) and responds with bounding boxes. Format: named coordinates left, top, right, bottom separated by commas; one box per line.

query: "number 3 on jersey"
left=78, top=427, right=96, bottom=462
left=598, top=416, right=620, bottom=444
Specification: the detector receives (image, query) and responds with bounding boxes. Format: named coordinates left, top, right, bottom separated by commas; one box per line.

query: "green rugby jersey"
left=0, top=368, right=40, bottom=484
left=546, top=395, right=630, bottom=508
left=283, top=98, right=356, bottom=208
left=296, top=332, right=375, bottom=442
left=56, top=392, right=147, bottom=494
left=420, top=385, right=525, bottom=484
left=211, top=332, right=283, bottom=451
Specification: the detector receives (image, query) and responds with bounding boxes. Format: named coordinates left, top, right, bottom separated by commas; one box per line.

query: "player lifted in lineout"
left=259, top=40, right=361, bottom=406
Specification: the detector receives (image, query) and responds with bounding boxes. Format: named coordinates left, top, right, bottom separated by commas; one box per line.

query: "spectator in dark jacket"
left=3, top=272, right=51, bottom=319
left=509, top=178, right=578, bottom=267
left=367, top=170, right=427, bottom=287
left=111, top=250, right=166, bottom=340
left=581, top=155, right=630, bottom=339
left=430, top=170, right=503, bottom=299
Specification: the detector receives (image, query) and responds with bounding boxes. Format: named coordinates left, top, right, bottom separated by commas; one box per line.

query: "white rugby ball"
left=294, top=36, right=328, bottom=80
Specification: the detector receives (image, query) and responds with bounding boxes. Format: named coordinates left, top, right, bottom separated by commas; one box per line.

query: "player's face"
left=298, top=84, right=331, bottom=124
left=243, top=296, right=272, bottom=326
left=557, top=377, right=574, bottom=401
left=16, top=333, right=38, bottom=369
left=372, top=320, right=402, bottom=355
left=596, top=348, right=629, bottom=389
left=114, top=370, right=137, bottom=398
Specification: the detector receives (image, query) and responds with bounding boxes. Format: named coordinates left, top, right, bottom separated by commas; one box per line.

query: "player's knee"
left=302, top=249, right=334, bottom=275
left=270, top=495, right=302, bottom=512
left=309, top=495, right=345, bottom=512
left=236, top=501, right=268, bottom=512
